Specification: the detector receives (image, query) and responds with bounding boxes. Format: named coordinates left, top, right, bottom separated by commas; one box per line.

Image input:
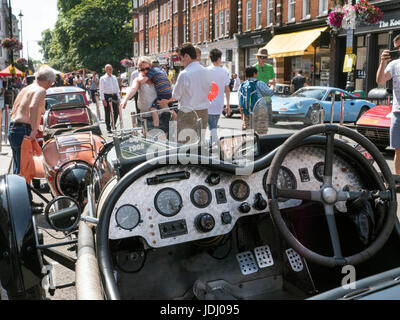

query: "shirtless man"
left=8, top=66, right=55, bottom=174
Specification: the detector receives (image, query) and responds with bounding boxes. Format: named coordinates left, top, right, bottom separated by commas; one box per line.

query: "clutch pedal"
left=285, top=248, right=304, bottom=272
left=236, top=251, right=258, bottom=275
left=254, top=245, right=274, bottom=268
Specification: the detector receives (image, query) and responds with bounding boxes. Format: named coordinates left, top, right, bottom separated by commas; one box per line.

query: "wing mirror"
left=45, top=196, right=81, bottom=232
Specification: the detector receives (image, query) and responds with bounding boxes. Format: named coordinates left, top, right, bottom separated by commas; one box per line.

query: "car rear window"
left=46, top=93, right=86, bottom=109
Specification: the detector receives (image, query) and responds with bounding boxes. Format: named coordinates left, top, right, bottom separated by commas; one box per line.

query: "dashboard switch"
left=221, top=212, right=232, bottom=224
left=239, top=202, right=251, bottom=214
left=206, top=173, right=221, bottom=185
left=253, top=193, right=267, bottom=211
left=195, top=213, right=216, bottom=232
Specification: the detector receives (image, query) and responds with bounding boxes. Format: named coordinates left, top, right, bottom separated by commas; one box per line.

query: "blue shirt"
left=248, top=77, right=274, bottom=97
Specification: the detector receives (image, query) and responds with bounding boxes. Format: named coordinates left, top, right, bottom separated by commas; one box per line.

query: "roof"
left=46, top=86, right=86, bottom=95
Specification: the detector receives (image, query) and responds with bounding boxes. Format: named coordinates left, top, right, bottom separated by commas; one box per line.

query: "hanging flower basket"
left=120, top=58, right=133, bottom=68
left=16, top=57, right=27, bottom=65
left=1, top=37, right=20, bottom=49
left=355, top=0, right=383, bottom=25
left=327, top=10, right=345, bottom=29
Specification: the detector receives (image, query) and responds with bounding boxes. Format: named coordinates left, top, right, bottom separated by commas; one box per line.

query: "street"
left=1, top=97, right=399, bottom=300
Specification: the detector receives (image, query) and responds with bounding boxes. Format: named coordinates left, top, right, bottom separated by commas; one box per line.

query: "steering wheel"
left=266, top=124, right=397, bottom=267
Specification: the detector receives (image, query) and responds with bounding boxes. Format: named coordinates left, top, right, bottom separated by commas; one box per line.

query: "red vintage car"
left=356, top=88, right=392, bottom=151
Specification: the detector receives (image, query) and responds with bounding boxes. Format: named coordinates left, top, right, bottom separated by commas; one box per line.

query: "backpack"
left=238, top=80, right=259, bottom=115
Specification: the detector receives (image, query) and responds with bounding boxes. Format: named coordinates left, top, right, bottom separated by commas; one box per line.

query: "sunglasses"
left=260, top=56, right=268, bottom=60
left=139, top=67, right=150, bottom=71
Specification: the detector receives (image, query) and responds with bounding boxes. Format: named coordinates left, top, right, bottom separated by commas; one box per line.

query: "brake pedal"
left=236, top=251, right=258, bottom=275
left=254, top=245, right=274, bottom=268
left=285, top=248, right=304, bottom=272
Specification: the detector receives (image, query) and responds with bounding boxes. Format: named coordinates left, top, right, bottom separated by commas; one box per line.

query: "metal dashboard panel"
left=108, top=146, right=365, bottom=247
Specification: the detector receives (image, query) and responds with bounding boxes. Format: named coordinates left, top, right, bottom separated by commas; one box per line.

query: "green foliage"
left=42, top=0, right=132, bottom=74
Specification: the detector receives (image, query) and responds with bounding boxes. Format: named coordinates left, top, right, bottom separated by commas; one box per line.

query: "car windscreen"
left=292, top=88, right=327, bottom=100
left=46, top=93, right=85, bottom=109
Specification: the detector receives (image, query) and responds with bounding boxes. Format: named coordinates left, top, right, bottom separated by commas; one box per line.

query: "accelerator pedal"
left=236, top=251, right=258, bottom=275
left=285, top=248, right=304, bottom=272
left=254, top=245, right=274, bottom=268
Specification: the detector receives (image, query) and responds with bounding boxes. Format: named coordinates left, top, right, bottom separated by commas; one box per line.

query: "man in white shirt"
left=207, top=48, right=230, bottom=146
left=99, top=64, right=121, bottom=133
left=232, top=74, right=241, bottom=92
left=173, top=43, right=212, bottom=143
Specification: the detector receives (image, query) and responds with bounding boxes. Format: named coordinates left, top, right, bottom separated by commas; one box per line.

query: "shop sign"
left=348, top=10, right=400, bottom=34
left=356, top=69, right=367, bottom=79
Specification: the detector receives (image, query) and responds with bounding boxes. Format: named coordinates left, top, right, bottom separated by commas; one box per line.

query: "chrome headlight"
left=56, top=161, right=92, bottom=203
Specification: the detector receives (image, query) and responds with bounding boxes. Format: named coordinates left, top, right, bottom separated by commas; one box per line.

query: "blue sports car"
left=271, top=86, right=376, bottom=125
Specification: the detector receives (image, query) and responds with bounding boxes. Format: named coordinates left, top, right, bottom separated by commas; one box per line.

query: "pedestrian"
left=89, top=72, right=99, bottom=105
left=8, top=66, right=55, bottom=174
left=207, top=48, right=231, bottom=147
left=253, top=48, right=276, bottom=86
left=238, top=66, right=274, bottom=133
left=291, top=70, right=307, bottom=93
left=376, top=34, right=400, bottom=176
left=173, top=42, right=213, bottom=143
left=230, top=73, right=241, bottom=92
left=129, top=68, right=140, bottom=111
left=99, top=64, right=121, bottom=133
left=194, top=46, right=202, bottom=63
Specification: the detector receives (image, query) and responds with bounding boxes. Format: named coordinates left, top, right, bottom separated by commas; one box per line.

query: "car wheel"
left=305, top=105, right=321, bottom=126
left=355, top=106, right=369, bottom=123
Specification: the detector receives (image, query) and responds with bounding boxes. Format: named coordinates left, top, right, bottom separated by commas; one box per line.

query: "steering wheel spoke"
left=324, top=204, right=343, bottom=260
left=323, top=132, right=335, bottom=185
left=277, top=188, right=321, bottom=202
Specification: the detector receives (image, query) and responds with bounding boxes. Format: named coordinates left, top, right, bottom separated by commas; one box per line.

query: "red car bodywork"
left=356, top=103, right=392, bottom=148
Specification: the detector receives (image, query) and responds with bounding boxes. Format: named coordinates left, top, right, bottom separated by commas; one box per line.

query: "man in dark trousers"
left=99, top=64, right=121, bottom=133
left=291, top=70, right=307, bottom=93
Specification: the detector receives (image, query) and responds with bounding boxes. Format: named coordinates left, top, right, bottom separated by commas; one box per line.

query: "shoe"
left=107, top=129, right=112, bottom=134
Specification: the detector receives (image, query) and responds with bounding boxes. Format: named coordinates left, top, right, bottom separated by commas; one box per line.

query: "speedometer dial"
left=115, top=205, right=140, bottom=230
left=263, top=166, right=297, bottom=202
left=154, top=188, right=183, bottom=217
left=230, top=180, right=250, bottom=201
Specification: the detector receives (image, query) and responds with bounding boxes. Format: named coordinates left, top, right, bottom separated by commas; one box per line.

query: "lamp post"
left=344, top=0, right=356, bottom=92
left=7, top=0, right=14, bottom=66
left=18, top=10, right=23, bottom=58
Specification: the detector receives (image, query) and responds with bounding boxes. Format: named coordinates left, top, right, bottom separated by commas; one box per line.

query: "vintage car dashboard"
left=104, top=145, right=366, bottom=249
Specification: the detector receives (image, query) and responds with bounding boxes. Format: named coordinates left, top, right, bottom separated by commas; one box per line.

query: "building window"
left=192, top=0, right=196, bottom=7
left=219, top=11, right=224, bottom=37
left=184, top=24, right=187, bottom=42
left=133, top=18, right=138, bottom=32
left=303, top=0, right=310, bottom=18
left=167, top=2, right=170, bottom=17
left=139, top=15, right=143, bottom=30
left=288, top=0, right=295, bottom=22
left=183, top=0, right=186, bottom=11
left=192, top=21, right=196, bottom=43
left=319, top=0, right=328, bottom=15
left=246, top=1, right=252, bottom=31
left=198, top=0, right=201, bottom=4
left=174, top=0, right=178, bottom=13
left=204, top=18, right=207, bottom=42
left=225, top=9, right=229, bottom=36
left=215, top=14, right=219, bottom=39
left=160, top=5, right=163, bottom=22
left=133, top=0, right=138, bottom=9
left=256, top=0, right=262, bottom=28
left=267, top=0, right=273, bottom=25
left=198, top=20, right=202, bottom=43
left=174, top=27, right=178, bottom=49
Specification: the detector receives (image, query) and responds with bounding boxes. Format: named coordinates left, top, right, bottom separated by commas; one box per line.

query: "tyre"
left=355, top=106, right=369, bottom=123
left=304, top=105, right=322, bottom=126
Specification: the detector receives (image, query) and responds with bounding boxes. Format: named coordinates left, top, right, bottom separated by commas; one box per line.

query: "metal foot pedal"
left=236, top=251, right=258, bottom=275
left=286, top=248, right=304, bottom=272
left=254, top=245, right=274, bottom=268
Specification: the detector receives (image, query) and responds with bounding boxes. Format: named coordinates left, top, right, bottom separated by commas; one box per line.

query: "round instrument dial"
left=230, top=180, right=250, bottom=201
left=263, top=166, right=297, bottom=202
left=115, top=205, right=140, bottom=230
left=313, top=161, right=325, bottom=182
left=191, top=186, right=212, bottom=208
left=154, top=188, right=183, bottom=217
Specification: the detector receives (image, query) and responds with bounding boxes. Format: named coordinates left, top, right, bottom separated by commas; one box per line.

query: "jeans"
left=8, top=123, right=32, bottom=174
left=208, top=114, right=220, bottom=146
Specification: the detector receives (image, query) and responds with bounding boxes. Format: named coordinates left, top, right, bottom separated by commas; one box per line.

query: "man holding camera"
left=376, top=34, right=400, bottom=175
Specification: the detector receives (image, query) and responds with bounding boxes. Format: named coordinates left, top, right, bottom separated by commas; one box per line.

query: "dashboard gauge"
left=115, top=205, right=141, bottom=230
left=154, top=188, right=183, bottom=217
left=191, top=186, right=212, bottom=208
left=263, top=166, right=297, bottom=202
left=313, top=162, right=325, bottom=182
left=230, top=180, right=250, bottom=201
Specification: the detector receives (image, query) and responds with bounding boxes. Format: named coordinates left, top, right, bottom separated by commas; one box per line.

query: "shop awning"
left=264, top=27, right=328, bottom=58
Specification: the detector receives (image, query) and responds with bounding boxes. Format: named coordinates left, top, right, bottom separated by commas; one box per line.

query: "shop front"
left=263, top=26, right=331, bottom=87
left=334, top=7, right=400, bottom=94
left=236, top=30, right=273, bottom=81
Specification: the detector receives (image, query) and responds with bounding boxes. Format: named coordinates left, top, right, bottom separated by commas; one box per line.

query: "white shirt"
left=130, top=70, right=139, bottom=86
left=207, top=65, right=230, bottom=115
left=99, top=74, right=121, bottom=101
left=172, top=61, right=212, bottom=112
left=137, top=83, right=157, bottom=114
left=386, top=59, right=400, bottom=112
left=233, top=77, right=241, bottom=91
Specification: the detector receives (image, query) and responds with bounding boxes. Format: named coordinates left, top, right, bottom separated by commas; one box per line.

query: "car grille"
left=356, top=126, right=389, bottom=145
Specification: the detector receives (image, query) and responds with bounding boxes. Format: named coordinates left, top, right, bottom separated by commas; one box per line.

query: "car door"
left=323, top=90, right=343, bottom=122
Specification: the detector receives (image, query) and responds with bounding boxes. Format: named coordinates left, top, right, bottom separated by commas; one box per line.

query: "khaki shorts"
left=177, top=109, right=208, bottom=143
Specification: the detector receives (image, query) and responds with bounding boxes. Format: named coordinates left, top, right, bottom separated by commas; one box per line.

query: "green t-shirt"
left=253, top=63, right=275, bottom=84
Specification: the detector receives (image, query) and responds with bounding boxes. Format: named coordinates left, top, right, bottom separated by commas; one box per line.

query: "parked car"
left=274, top=83, right=291, bottom=96
left=271, top=86, right=375, bottom=125
left=1, top=118, right=400, bottom=300
left=223, top=91, right=240, bottom=117
left=45, top=86, right=89, bottom=108
left=356, top=88, right=393, bottom=151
